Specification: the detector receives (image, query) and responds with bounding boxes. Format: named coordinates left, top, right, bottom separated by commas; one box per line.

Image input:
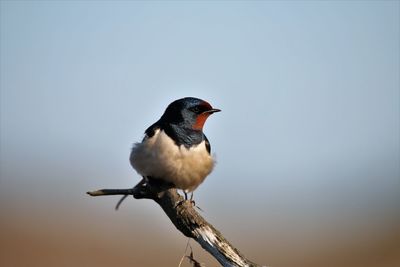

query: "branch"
left=87, top=179, right=260, bottom=267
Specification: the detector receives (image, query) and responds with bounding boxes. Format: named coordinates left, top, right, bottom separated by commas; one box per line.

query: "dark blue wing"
left=204, top=134, right=211, bottom=154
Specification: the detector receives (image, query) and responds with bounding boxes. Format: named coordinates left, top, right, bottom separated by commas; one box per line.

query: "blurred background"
left=1, top=1, right=399, bottom=267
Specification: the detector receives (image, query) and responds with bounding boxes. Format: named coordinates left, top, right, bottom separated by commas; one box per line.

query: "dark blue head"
left=160, top=97, right=221, bottom=130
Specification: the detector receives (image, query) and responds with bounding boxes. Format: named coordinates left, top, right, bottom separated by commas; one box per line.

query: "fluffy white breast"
left=130, top=129, right=214, bottom=192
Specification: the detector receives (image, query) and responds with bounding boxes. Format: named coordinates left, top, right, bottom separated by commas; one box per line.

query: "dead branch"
left=87, top=179, right=260, bottom=267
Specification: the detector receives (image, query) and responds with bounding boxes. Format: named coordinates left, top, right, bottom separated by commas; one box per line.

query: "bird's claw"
left=175, top=198, right=203, bottom=212
left=175, top=198, right=193, bottom=208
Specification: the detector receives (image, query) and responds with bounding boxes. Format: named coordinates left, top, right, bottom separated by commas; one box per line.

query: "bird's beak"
left=204, top=108, right=221, bottom=114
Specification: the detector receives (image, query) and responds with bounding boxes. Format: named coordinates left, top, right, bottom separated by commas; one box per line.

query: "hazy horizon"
left=1, top=1, right=399, bottom=266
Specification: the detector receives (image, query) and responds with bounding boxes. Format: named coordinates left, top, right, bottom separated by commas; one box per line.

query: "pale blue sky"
left=1, top=1, right=399, bottom=266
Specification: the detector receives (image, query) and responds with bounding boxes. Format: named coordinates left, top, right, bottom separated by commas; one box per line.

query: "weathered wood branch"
left=87, top=179, right=260, bottom=267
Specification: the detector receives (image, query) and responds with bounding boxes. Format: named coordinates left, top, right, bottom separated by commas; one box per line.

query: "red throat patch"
left=193, top=113, right=210, bottom=130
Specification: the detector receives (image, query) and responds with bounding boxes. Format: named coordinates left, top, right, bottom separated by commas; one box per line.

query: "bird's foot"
left=176, top=191, right=195, bottom=207
left=175, top=191, right=203, bottom=211
left=189, top=192, right=203, bottom=210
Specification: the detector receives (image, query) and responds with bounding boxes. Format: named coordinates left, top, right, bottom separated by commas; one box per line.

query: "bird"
left=130, top=97, right=220, bottom=199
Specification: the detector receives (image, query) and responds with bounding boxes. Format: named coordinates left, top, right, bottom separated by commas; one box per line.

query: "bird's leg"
left=175, top=191, right=187, bottom=208
left=176, top=190, right=192, bottom=208
left=176, top=191, right=202, bottom=211
left=190, top=192, right=195, bottom=205
left=190, top=192, right=204, bottom=211
left=186, top=191, right=195, bottom=205
left=190, top=192, right=201, bottom=210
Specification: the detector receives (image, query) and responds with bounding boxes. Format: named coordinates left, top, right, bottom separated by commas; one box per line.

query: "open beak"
left=204, top=108, right=221, bottom=114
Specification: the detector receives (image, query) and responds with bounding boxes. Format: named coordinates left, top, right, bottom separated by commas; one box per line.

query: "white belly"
left=130, top=129, right=214, bottom=192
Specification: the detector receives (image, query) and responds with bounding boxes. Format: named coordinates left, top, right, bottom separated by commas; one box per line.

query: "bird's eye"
left=190, top=106, right=201, bottom=113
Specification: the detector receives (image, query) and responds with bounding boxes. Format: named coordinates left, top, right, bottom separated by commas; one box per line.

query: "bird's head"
left=160, top=97, right=221, bottom=130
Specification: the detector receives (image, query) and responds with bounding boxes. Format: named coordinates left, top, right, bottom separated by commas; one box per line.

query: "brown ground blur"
left=1, top=196, right=399, bottom=267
